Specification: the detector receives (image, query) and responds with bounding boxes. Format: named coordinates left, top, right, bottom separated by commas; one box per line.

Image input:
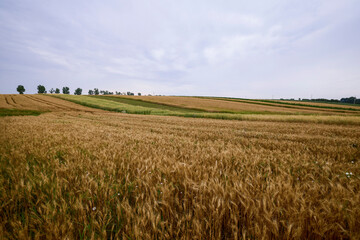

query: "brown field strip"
left=24, top=95, right=70, bottom=111
left=0, top=94, right=105, bottom=112
left=1, top=112, right=359, bottom=239
left=24, top=95, right=92, bottom=112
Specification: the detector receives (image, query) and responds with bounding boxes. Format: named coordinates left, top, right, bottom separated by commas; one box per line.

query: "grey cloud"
left=0, top=0, right=359, bottom=98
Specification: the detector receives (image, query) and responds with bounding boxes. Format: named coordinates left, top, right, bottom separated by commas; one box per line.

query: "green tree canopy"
left=62, top=87, right=70, bottom=94
left=37, top=85, right=46, bottom=94
left=16, top=85, right=25, bottom=94
left=74, top=88, right=82, bottom=95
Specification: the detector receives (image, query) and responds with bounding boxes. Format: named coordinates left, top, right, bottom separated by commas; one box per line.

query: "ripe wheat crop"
left=0, top=94, right=104, bottom=112
left=1, top=111, right=360, bottom=239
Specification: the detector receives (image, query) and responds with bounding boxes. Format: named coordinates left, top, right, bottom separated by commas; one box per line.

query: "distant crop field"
left=91, top=95, right=208, bottom=113
left=116, top=95, right=360, bottom=115
left=0, top=94, right=104, bottom=112
left=53, top=94, right=204, bottom=115
left=200, top=97, right=360, bottom=114
left=1, top=94, right=360, bottom=239
left=52, top=94, right=360, bottom=125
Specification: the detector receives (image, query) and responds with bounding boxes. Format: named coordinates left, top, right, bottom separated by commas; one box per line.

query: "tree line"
left=297, top=97, right=359, bottom=105
left=16, top=85, right=141, bottom=96
left=88, top=89, right=140, bottom=96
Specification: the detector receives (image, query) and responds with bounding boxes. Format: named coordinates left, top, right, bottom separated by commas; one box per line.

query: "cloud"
left=0, top=0, right=359, bottom=98
left=28, top=47, right=72, bottom=68
left=151, top=49, right=165, bottom=61
left=203, top=32, right=280, bottom=64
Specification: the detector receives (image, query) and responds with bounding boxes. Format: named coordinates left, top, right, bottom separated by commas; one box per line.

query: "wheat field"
left=0, top=94, right=104, bottom=112
left=1, top=105, right=360, bottom=239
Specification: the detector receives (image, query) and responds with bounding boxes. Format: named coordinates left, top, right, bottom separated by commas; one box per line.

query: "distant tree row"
left=340, top=97, right=360, bottom=104
left=88, top=88, right=141, bottom=96
left=16, top=85, right=83, bottom=95
left=276, top=97, right=359, bottom=105
left=299, top=97, right=359, bottom=104
left=16, top=85, right=142, bottom=96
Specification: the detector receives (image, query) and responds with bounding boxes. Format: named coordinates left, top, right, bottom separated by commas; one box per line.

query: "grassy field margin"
left=0, top=108, right=44, bottom=117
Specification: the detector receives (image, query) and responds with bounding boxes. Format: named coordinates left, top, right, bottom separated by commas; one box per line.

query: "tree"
left=16, top=85, right=25, bottom=94
left=49, top=88, right=55, bottom=94
left=74, top=88, right=82, bottom=95
left=88, top=89, right=94, bottom=95
left=341, top=97, right=359, bottom=104
left=62, top=87, right=70, bottom=94
left=37, top=85, right=46, bottom=94
left=138, top=93, right=141, bottom=96
left=55, top=88, right=60, bottom=94
left=94, top=88, right=99, bottom=95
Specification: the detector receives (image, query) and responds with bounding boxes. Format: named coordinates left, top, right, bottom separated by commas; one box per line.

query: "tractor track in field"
left=10, top=95, right=28, bottom=107
left=10, top=96, right=17, bottom=104
left=5, top=97, right=10, bottom=105
left=9, top=95, right=27, bottom=107
left=25, top=95, right=96, bottom=113
left=25, top=95, right=73, bottom=111
left=4, top=96, right=17, bottom=108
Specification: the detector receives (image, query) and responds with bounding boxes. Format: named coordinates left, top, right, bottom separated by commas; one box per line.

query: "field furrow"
left=10, top=96, right=17, bottom=104
left=25, top=95, right=70, bottom=110
left=4, top=96, right=16, bottom=108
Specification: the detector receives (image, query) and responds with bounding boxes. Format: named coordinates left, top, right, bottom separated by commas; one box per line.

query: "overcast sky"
left=0, top=0, right=359, bottom=98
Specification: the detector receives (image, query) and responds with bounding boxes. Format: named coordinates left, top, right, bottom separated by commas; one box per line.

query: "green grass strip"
left=91, top=95, right=207, bottom=113
left=0, top=108, right=43, bottom=117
